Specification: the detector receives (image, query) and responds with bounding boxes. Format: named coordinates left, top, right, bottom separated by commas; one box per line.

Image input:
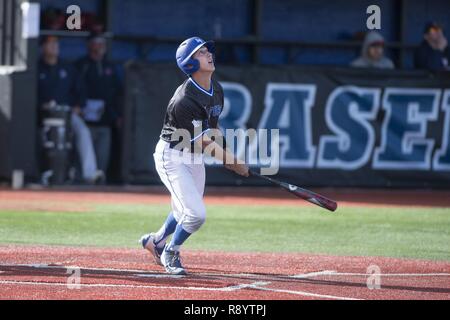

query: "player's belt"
left=168, top=141, right=180, bottom=149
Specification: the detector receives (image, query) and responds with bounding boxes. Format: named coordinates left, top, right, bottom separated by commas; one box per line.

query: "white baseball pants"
left=71, top=113, right=98, bottom=180
left=153, top=139, right=206, bottom=234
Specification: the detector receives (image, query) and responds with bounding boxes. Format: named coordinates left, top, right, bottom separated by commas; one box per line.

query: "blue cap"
left=176, top=37, right=215, bottom=75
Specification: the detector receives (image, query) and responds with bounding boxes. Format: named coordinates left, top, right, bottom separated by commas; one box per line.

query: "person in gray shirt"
left=351, top=31, right=395, bottom=69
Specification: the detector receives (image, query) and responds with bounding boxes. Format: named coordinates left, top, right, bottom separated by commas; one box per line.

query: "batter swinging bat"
left=250, top=170, right=338, bottom=212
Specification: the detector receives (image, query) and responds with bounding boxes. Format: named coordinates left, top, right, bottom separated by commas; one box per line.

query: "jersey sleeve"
left=173, top=99, right=210, bottom=143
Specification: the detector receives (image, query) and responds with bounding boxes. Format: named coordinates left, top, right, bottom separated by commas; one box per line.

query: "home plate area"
left=0, top=246, right=449, bottom=300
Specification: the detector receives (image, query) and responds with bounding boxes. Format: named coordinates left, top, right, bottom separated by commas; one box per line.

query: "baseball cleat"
left=161, top=247, right=187, bottom=275
left=140, top=233, right=163, bottom=266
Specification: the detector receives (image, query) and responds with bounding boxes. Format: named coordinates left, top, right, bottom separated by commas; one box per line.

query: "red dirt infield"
left=0, top=245, right=449, bottom=300
left=1, top=187, right=450, bottom=212
left=0, top=187, right=449, bottom=300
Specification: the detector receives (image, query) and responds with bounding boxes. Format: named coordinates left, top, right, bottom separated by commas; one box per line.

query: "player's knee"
left=196, top=213, right=206, bottom=227
left=184, top=213, right=205, bottom=233
left=197, top=206, right=207, bottom=223
left=193, top=204, right=207, bottom=226
left=183, top=202, right=206, bottom=232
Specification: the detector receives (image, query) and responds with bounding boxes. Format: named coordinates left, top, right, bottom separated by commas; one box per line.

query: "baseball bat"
left=250, top=170, right=338, bottom=212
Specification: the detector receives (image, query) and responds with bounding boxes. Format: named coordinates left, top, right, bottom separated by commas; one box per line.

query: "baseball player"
left=140, top=37, right=249, bottom=275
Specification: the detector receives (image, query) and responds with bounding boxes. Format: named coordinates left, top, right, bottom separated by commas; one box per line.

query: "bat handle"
left=249, top=170, right=264, bottom=178
left=250, top=170, right=268, bottom=181
left=249, top=170, right=258, bottom=177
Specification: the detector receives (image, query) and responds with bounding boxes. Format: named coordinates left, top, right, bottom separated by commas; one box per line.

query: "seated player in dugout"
left=140, top=37, right=249, bottom=275
left=38, top=35, right=104, bottom=184
left=75, top=32, right=123, bottom=180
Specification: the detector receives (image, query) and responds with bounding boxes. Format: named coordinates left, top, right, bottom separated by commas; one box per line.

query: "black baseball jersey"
left=160, top=77, right=224, bottom=150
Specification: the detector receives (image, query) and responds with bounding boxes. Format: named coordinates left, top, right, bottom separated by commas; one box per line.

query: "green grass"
left=0, top=204, right=449, bottom=261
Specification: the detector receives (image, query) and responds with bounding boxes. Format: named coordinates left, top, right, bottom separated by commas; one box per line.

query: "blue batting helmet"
left=176, top=37, right=215, bottom=75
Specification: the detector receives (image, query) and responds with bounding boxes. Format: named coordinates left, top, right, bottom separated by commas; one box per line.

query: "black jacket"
left=75, top=56, right=122, bottom=126
left=414, top=40, right=450, bottom=72
left=38, top=59, right=83, bottom=108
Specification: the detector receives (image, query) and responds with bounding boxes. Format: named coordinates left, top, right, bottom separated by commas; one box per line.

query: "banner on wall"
left=122, top=63, right=450, bottom=188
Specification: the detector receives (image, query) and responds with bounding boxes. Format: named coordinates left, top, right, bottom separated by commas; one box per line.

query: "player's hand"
left=225, top=163, right=249, bottom=177
left=438, top=35, right=448, bottom=51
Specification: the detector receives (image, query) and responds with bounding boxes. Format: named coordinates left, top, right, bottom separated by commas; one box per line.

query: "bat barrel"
left=250, top=170, right=338, bottom=212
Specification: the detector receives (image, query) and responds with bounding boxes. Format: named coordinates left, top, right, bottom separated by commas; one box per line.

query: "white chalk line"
left=0, top=264, right=339, bottom=283
left=300, top=272, right=450, bottom=277
left=27, top=264, right=156, bottom=274
left=251, top=285, right=362, bottom=300
left=0, top=279, right=359, bottom=300
left=0, top=264, right=361, bottom=300
left=2, top=263, right=249, bottom=277
left=3, top=264, right=449, bottom=279
left=223, top=281, right=271, bottom=292
left=290, top=270, right=337, bottom=278
left=134, top=274, right=184, bottom=279
left=2, top=263, right=184, bottom=279
left=2, top=263, right=449, bottom=300
left=0, top=279, right=268, bottom=293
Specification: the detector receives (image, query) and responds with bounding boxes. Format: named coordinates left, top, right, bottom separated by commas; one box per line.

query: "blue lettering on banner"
left=433, top=89, right=450, bottom=171
left=217, top=82, right=448, bottom=172
left=219, top=82, right=252, bottom=156
left=258, top=83, right=316, bottom=167
left=317, top=86, right=381, bottom=170
left=219, top=82, right=252, bottom=131
left=373, top=88, right=440, bottom=170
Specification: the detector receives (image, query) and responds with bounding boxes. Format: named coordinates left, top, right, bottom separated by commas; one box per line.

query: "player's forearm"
left=198, top=136, right=249, bottom=177
left=200, top=136, right=235, bottom=164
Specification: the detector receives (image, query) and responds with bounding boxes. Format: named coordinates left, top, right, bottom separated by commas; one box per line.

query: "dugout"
left=0, top=0, right=39, bottom=185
